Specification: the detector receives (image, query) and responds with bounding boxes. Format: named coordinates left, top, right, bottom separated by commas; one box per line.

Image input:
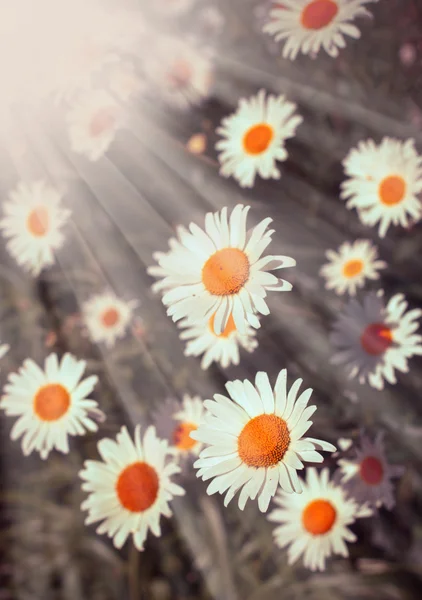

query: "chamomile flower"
left=216, top=89, right=302, bottom=188
left=82, top=291, right=139, bottom=348
left=0, top=353, right=102, bottom=459
left=341, top=137, right=422, bottom=237
left=330, top=292, right=422, bottom=390
left=263, top=0, right=377, bottom=60
left=268, top=467, right=371, bottom=571
left=66, top=90, right=120, bottom=161
left=0, top=181, right=70, bottom=276
left=337, top=432, right=404, bottom=510
left=320, top=239, right=386, bottom=296
left=80, top=426, right=184, bottom=551
left=147, top=204, right=296, bottom=335
left=179, top=311, right=258, bottom=369
left=192, top=370, right=336, bottom=512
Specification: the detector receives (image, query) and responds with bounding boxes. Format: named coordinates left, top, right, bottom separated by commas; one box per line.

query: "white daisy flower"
left=66, top=90, right=120, bottom=161
left=0, top=353, right=102, bottom=459
left=179, top=311, right=258, bottom=369
left=0, top=181, right=70, bottom=276
left=79, top=425, right=185, bottom=551
left=263, top=0, right=377, bottom=60
left=172, top=395, right=205, bottom=456
left=337, top=432, right=404, bottom=510
left=147, top=204, right=296, bottom=335
left=330, top=292, right=422, bottom=390
left=82, top=291, right=139, bottom=349
left=341, top=137, right=422, bottom=237
left=268, top=467, right=371, bottom=571
left=216, top=89, right=302, bottom=188
left=192, top=370, right=336, bottom=512
left=320, top=239, right=386, bottom=296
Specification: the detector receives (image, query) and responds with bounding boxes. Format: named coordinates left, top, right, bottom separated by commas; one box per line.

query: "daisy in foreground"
left=341, top=137, right=422, bottom=237
left=263, top=0, right=377, bottom=60
left=82, top=291, right=139, bottom=348
left=320, top=239, right=386, bottom=296
left=179, top=311, right=258, bottom=369
left=192, top=370, right=336, bottom=512
left=0, top=181, right=70, bottom=276
left=147, top=204, right=296, bottom=335
left=330, top=292, right=422, bottom=389
left=268, top=468, right=371, bottom=571
left=337, top=432, right=404, bottom=510
left=0, top=353, right=102, bottom=459
left=79, top=425, right=185, bottom=551
left=216, top=89, right=302, bottom=188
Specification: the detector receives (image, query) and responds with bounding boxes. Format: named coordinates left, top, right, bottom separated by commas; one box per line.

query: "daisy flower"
left=0, top=181, right=70, bottom=276
left=263, top=0, right=377, bottom=60
left=330, top=292, right=422, bottom=390
left=82, top=291, right=139, bottom=348
left=66, top=90, right=120, bottom=161
left=216, top=89, right=302, bottom=188
left=0, top=353, right=102, bottom=459
left=337, top=432, right=404, bottom=510
left=320, top=239, right=386, bottom=296
left=179, top=311, right=258, bottom=369
left=268, top=467, right=371, bottom=571
left=147, top=204, right=296, bottom=335
left=79, top=425, right=185, bottom=551
left=341, top=137, right=422, bottom=237
left=192, top=370, right=336, bottom=512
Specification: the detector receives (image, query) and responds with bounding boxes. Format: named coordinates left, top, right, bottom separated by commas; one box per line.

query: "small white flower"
left=82, top=291, right=139, bottom=348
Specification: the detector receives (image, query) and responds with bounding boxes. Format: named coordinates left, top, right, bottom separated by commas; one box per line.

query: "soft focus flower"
left=320, top=239, right=386, bottom=296
left=80, top=425, right=185, bottom=551
left=193, top=370, right=336, bottom=512
left=216, top=90, right=302, bottom=188
left=268, top=467, right=371, bottom=571
left=148, top=205, right=296, bottom=335
left=82, top=291, right=139, bottom=348
left=0, top=353, right=102, bottom=459
left=107, top=61, right=144, bottom=102
left=0, top=181, right=70, bottom=276
left=330, top=292, right=422, bottom=389
left=263, top=0, right=377, bottom=60
left=341, top=137, right=422, bottom=237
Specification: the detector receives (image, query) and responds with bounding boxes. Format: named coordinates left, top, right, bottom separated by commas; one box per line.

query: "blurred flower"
left=320, top=239, right=386, bottom=296
left=197, top=6, right=225, bottom=37
left=66, top=90, right=121, bottom=161
left=79, top=425, right=185, bottom=551
left=330, top=292, right=422, bottom=389
left=0, top=181, right=71, bottom=276
left=179, top=311, right=258, bottom=369
left=186, top=133, right=207, bottom=155
left=399, top=43, right=416, bottom=67
left=341, top=137, right=422, bottom=238
left=216, top=89, right=302, bottom=188
left=148, top=204, right=296, bottom=334
left=0, top=353, right=102, bottom=459
left=193, top=370, right=336, bottom=512
left=153, top=0, right=197, bottom=16
left=337, top=432, right=404, bottom=510
left=263, top=0, right=377, bottom=60
left=268, top=467, right=371, bottom=571
left=107, top=61, right=144, bottom=103
left=82, top=291, right=139, bottom=348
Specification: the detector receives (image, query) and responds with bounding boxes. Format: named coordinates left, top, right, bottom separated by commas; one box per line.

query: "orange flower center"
left=167, top=59, right=192, bottom=89
left=90, top=108, right=116, bottom=137
left=116, top=462, right=159, bottom=512
left=360, top=323, right=393, bottom=356
left=302, top=499, right=337, bottom=535
left=34, top=383, right=70, bottom=421
left=173, top=422, right=198, bottom=451
left=209, top=312, right=237, bottom=338
left=301, top=0, right=338, bottom=30
left=202, top=248, right=250, bottom=296
left=378, top=175, right=406, bottom=206
left=27, top=206, right=49, bottom=237
left=101, top=307, right=120, bottom=328
left=342, top=259, right=364, bottom=279
left=360, top=456, right=384, bottom=485
left=238, top=414, right=290, bottom=468
left=243, top=123, right=274, bottom=155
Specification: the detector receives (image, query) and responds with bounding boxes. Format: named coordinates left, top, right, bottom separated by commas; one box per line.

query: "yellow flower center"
left=173, top=422, right=198, bottom=451
left=101, top=307, right=120, bottom=328
left=209, top=312, right=237, bottom=338
left=202, top=248, right=250, bottom=296
left=34, top=383, right=70, bottom=421
left=378, top=175, right=406, bottom=206
left=27, top=206, right=49, bottom=237
left=302, top=499, right=337, bottom=535
left=360, top=456, right=384, bottom=485
left=116, top=462, right=159, bottom=512
left=360, top=323, right=393, bottom=356
left=238, top=414, right=290, bottom=468
left=243, top=123, right=274, bottom=155
left=342, top=258, right=364, bottom=279
left=301, top=0, right=339, bottom=30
